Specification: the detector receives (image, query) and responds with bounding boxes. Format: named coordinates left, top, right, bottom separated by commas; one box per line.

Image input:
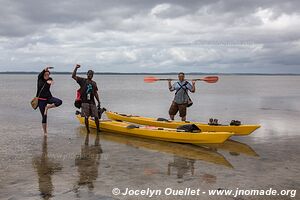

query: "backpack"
left=74, top=89, right=82, bottom=109
left=177, top=124, right=201, bottom=133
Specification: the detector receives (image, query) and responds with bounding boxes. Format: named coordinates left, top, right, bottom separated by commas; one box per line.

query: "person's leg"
left=42, top=123, right=47, bottom=135
left=91, top=104, right=100, bottom=134
left=38, top=100, right=48, bottom=136
left=169, top=102, right=179, bottom=120
left=179, top=104, right=187, bottom=122
left=95, top=133, right=100, bottom=146
left=95, top=117, right=100, bottom=134
left=85, top=132, right=89, bottom=145
left=85, top=117, right=90, bottom=133
left=81, top=103, right=90, bottom=133
left=44, top=97, right=63, bottom=115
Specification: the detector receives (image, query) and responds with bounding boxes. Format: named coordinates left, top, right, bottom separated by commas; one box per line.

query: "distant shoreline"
left=0, top=71, right=299, bottom=76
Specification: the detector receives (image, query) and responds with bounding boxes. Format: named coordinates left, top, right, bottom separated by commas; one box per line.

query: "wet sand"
left=0, top=75, right=299, bottom=199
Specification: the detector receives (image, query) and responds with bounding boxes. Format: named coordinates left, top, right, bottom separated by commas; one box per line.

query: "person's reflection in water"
left=32, top=136, right=63, bottom=200
left=75, top=133, right=102, bottom=193
left=168, top=156, right=195, bottom=179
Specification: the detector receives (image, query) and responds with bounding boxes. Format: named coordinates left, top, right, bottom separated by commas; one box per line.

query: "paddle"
left=144, top=76, right=219, bottom=83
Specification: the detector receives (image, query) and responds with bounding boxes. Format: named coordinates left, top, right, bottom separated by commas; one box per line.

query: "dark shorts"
left=81, top=103, right=98, bottom=118
left=169, top=101, right=187, bottom=117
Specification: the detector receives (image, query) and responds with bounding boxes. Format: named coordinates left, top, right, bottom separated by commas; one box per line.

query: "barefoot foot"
left=44, top=105, right=50, bottom=115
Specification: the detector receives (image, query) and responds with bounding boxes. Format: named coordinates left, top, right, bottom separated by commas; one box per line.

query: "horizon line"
left=0, top=71, right=300, bottom=75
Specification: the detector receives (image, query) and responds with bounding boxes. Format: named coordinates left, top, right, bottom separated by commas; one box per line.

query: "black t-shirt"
left=36, top=70, right=52, bottom=99
left=76, top=77, right=98, bottom=104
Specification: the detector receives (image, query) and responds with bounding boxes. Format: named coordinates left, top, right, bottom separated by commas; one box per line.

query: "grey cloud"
left=0, top=0, right=299, bottom=73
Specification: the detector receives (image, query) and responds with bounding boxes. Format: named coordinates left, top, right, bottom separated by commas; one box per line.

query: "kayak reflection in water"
left=74, top=133, right=102, bottom=193
left=168, top=72, right=195, bottom=121
left=32, top=136, right=63, bottom=199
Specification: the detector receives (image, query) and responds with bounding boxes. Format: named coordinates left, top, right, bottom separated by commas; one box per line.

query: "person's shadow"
left=167, top=156, right=217, bottom=184
left=167, top=156, right=195, bottom=179
left=32, top=136, right=63, bottom=200
left=74, top=133, right=102, bottom=195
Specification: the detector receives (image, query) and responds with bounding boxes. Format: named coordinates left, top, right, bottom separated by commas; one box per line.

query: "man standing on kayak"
left=72, top=64, right=101, bottom=134
left=168, top=72, right=195, bottom=121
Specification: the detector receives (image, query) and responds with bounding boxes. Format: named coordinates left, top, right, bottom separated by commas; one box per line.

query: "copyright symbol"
left=112, top=188, right=120, bottom=195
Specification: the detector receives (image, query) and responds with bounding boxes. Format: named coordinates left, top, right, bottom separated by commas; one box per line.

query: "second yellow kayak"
left=106, top=111, right=260, bottom=136
left=76, top=115, right=233, bottom=144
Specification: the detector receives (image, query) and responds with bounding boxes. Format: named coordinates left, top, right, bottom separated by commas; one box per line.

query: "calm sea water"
left=0, top=75, right=299, bottom=199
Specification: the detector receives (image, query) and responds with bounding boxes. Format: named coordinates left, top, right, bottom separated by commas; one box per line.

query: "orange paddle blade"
left=144, top=76, right=159, bottom=83
left=201, top=76, right=219, bottom=83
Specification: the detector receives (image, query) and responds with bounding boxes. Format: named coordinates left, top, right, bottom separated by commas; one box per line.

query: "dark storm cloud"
left=0, top=0, right=299, bottom=73
left=1, top=0, right=299, bottom=37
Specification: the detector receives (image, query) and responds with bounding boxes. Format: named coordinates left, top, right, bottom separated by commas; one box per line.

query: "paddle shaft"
left=155, top=78, right=204, bottom=81
left=144, top=76, right=219, bottom=83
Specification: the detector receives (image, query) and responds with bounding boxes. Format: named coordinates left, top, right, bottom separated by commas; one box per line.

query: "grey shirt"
left=170, top=81, right=193, bottom=104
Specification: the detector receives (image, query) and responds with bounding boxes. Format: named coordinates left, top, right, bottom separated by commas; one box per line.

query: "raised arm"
left=72, top=64, right=81, bottom=81
left=38, top=67, right=49, bottom=79
left=168, top=80, right=175, bottom=92
left=190, top=81, right=196, bottom=93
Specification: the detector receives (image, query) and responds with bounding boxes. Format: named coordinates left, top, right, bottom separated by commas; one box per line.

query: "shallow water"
left=0, top=74, right=299, bottom=200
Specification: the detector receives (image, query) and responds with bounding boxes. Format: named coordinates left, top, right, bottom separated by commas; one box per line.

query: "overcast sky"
left=0, top=0, right=299, bottom=73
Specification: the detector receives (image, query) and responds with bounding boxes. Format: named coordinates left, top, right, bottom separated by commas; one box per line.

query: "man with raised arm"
left=72, top=64, right=101, bottom=134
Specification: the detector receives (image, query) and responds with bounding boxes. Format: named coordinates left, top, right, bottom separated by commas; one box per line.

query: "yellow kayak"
left=76, top=115, right=233, bottom=144
left=106, top=111, right=260, bottom=136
